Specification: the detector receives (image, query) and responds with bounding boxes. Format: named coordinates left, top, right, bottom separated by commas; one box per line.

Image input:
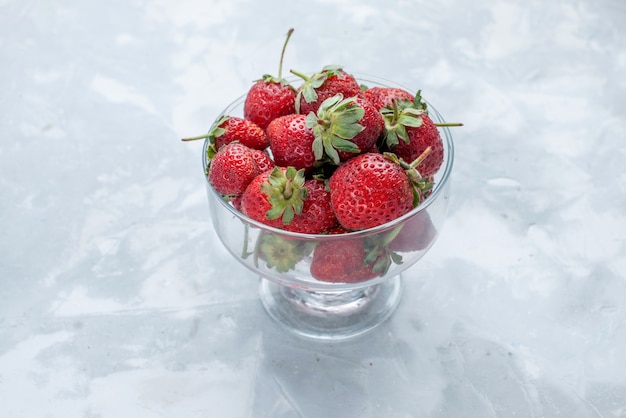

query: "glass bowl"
left=202, top=74, right=454, bottom=340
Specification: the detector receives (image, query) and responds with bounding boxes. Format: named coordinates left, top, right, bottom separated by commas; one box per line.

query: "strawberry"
left=363, top=86, right=414, bottom=111
left=310, top=227, right=379, bottom=283
left=213, top=116, right=269, bottom=150
left=383, top=110, right=444, bottom=179
left=328, top=152, right=416, bottom=231
left=290, top=65, right=362, bottom=115
left=387, top=211, right=437, bottom=252
left=208, top=142, right=274, bottom=196
left=241, top=167, right=337, bottom=234
left=243, top=28, right=297, bottom=130
left=181, top=115, right=269, bottom=159
left=266, top=114, right=318, bottom=172
left=231, top=194, right=243, bottom=211
left=306, top=94, right=384, bottom=164
left=310, top=226, right=406, bottom=283
left=381, top=90, right=461, bottom=178
left=244, top=81, right=297, bottom=130
left=250, top=148, right=275, bottom=173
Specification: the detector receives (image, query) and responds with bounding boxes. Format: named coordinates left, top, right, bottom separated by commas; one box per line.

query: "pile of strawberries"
left=183, top=29, right=459, bottom=283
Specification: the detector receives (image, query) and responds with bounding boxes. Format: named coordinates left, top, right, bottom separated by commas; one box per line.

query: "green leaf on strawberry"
left=306, top=94, right=364, bottom=165
left=256, top=233, right=311, bottom=273
left=398, top=109, right=424, bottom=128
left=261, top=166, right=308, bottom=225
left=291, top=64, right=361, bottom=115
left=209, top=115, right=229, bottom=138
left=362, top=230, right=405, bottom=276
left=413, top=89, right=428, bottom=113
left=292, top=70, right=328, bottom=112
left=187, top=114, right=229, bottom=165
left=299, top=66, right=345, bottom=104
left=381, top=99, right=425, bottom=147
left=320, top=64, right=343, bottom=74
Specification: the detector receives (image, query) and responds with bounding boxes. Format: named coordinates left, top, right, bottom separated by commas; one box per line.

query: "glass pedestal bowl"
left=202, top=75, right=454, bottom=340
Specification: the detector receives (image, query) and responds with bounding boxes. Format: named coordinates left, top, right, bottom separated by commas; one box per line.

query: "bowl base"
left=259, top=276, right=402, bottom=340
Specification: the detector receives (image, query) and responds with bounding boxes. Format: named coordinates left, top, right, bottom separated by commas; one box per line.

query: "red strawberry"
left=328, top=153, right=415, bottom=231
left=380, top=90, right=461, bottom=178
left=214, top=116, right=269, bottom=150
left=290, top=65, right=362, bottom=115
left=231, top=194, right=243, bottom=211
left=267, top=114, right=317, bottom=172
left=243, top=28, right=297, bottom=130
left=181, top=115, right=269, bottom=157
left=250, top=149, right=275, bottom=173
left=244, top=81, right=296, bottom=130
left=241, top=167, right=337, bottom=234
left=310, top=226, right=407, bottom=283
left=310, top=227, right=379, bottom=283
left=208, top=142, right=274, bottom=196
left=306, top=94, right=384, bottom=164
left=384, top=111, right=444, bottom=179
left=363, top=86, right=414, bottom=111
left=387, top=211, right=437, bottom=252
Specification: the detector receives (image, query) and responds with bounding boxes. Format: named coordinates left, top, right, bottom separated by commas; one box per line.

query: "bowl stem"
left=259, top=276, right=403, bottom=340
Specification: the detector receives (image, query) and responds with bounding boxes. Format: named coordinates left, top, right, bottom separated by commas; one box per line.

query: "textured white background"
left=1, top=0, right=625, bottom=416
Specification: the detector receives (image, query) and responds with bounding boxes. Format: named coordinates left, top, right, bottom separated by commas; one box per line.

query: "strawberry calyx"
left=412, top=89, right=428, bottom=113
left=380, top=91, right=463, bottom=148
left=291, top=64, right=344, bottom=113
left=258, top=73, right=296, bottom=89
left=261, top=166, right=308, bottom=225
left=384, top=148, right=435, bottom=206
left=363, top=229, right=404, bottom=275
left=254, top=232, right=312, bottom=273
left=305, top=93, right=364, bottom=165
left=380, top=98, right=425, bottom=148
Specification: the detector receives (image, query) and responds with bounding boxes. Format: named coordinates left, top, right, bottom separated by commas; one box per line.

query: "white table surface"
left=1, top=0, right=625, bottom=416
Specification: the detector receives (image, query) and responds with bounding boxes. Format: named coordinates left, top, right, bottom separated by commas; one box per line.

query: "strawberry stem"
left=181, top=133, right=209, bottom=142
left=278, top=28, right=294, bottom=80
left=182, top=115, right=229, bottom=142
left=289, top=68, right=310, bottom=82
left=409, top=146, right=432, bottom=170
left=284, top=178, right=293, bottom=199
left=435, top=122, right=463, bottom=127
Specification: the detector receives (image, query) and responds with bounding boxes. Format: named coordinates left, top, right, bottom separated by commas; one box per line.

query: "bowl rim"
left=202, top=73, right=455, bottom=240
